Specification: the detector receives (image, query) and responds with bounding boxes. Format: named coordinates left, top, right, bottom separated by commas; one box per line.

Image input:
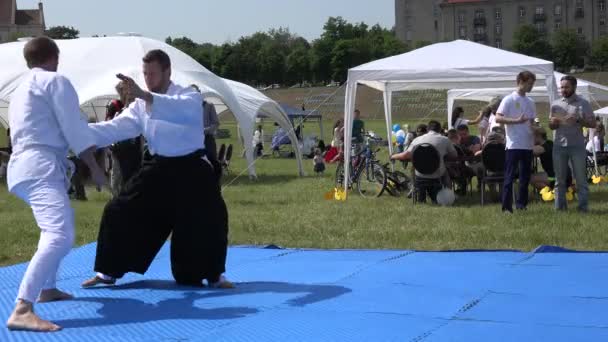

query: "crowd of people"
left=386, top=71, right=604, bottom=212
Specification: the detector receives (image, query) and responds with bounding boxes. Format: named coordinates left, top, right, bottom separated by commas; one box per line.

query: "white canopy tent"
left=595, top=106, right=608, bottom=117
left=447, top=72, right=608, bottom=125
left=0, top=36, right=303, bottom=177
left=342, top=39, right=557, bottom=194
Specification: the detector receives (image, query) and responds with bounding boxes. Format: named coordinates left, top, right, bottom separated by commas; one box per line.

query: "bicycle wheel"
left=357, top=162, right=387, bottom=198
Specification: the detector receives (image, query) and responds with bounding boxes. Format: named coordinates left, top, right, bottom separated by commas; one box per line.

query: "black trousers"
left=502, top=149, right=532, bottom=211
left=205, top=134, right=218, bottom=163
left=94, top=150, right=228, bottom=285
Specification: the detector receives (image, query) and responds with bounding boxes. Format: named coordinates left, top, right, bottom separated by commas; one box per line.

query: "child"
left=313, top=148, right=325, bottom=175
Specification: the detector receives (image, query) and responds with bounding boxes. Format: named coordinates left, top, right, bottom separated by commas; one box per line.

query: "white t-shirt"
left=453, top=117, right=469, bottom=129
left=496, top=91, right=536, bottom=150
left=586, top=136, right=601, bottom=153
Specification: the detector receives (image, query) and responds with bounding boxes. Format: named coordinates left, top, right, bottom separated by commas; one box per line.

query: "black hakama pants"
left=93, top=150, right=228, bottom=285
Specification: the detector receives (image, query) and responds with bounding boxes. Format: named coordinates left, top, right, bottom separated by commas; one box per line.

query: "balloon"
left=540, top=186, right=551, bottom=195
left=542, top=191, right=554, bottom=202
left=392, top=124, right=400, bottom=132
left=396, top=130, right=406, bottom=138
left=436, top=188, right=456, bottom=206
left=391, top=135, right=397, bottom=143
left=396, top=136, right=405, bottom=145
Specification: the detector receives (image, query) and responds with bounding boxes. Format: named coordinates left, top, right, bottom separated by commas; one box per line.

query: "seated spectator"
left=415, top=123, right=428, bottom=137
left=447, top=129, right=460, bottom=145
left=457, top=124, right=483, bottom=185
left=531, top=128, right=572, bottom=190
left=391, top=120, right=457, bottom=202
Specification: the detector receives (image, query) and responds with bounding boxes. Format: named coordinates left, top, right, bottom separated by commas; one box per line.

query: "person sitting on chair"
left=390, top=120, right=457, bottom=203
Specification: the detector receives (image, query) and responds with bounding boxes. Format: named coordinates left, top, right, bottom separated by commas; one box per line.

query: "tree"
left=552, top=29, right=588, bottom=70
left=590, top=36, right=608, bottom=70
left=511, top=25, right=552, bottom=61
left=45, top=26, right=79, bottom=39
left=330, top=39, right=372, bottom=83
left=8, top=32, right=27, bottom=42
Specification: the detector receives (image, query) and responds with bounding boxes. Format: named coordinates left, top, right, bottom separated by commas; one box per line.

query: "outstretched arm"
left=88, top=104, right=142, bottom=148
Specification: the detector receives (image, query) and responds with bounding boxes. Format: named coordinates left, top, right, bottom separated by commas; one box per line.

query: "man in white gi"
left=6, top=37, right=106, bottom=332
left=81, top=50, right=232, bottom=289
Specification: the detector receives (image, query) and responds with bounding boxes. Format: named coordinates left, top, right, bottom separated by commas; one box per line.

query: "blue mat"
left=1, top=244, right=607, bottom=341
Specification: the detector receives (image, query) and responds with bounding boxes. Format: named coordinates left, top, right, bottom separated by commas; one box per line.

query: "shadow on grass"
left=221, top=174, right=301, bottom=186
left=59, top=280, right=351, bottom=329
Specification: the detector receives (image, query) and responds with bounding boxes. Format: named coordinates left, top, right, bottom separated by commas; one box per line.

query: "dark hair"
left=560, top=75, right=577, bottom=88
left=491, top=126, right=504, bottom=133
left=447, top=129, right=459, bottom=140
left=482, top=106, right=492, bottom=118
left=451, top=106, right=464, bottom=127
left=333, top=119, right=343, bottom=129
left=416, top=124, right=428, bottom=135
left=23, top=37, right=59, bottom=69
left=105, top=99, right=124, bottom=120
left=456, top=124, right=469, bottom=132
left=516, top=71, right=536, bottom=84
left=428, top=120, right=441, bottom=133
left=143, top=49, right=171, bottom=71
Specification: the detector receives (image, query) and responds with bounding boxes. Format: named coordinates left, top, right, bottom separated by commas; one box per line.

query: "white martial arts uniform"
left=88, top=82, right=204, bottom=155
left=7, top=67, right=94, bottom=303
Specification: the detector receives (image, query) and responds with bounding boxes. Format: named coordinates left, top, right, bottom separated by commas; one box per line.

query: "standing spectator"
left=253, top=125, right=263, bottom=157
left=549, top=75, right=596, bottom=212
left=203, top=100, right=219, bottom=162
left=496, top=71, right=537, bottom=213
left=352, top=109, right=365, bottom=144
left=451, top=106, right=484, bottom=129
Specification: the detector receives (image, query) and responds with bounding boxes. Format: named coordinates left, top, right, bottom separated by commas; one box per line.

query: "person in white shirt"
left=81, top=50, right=233, bottom=289
left=496, top=71, right=537, bottom=213
left=252, top=125, right=263, bottom=157
left=5, top=37, right=106, bottom=332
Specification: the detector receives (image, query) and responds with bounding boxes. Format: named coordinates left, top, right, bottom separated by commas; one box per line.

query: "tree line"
left=512, top=24, right=608, bottom=72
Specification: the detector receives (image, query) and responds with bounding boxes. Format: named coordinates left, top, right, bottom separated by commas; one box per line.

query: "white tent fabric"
left=342, top=39, right=557, bottom=195
left=220, top=78, right=304, bottom=176
left=0, top=36, right=302, bottom=177
left=446, top=72, right=608, bottom=126
left=595, top=106, right=608, bottom=117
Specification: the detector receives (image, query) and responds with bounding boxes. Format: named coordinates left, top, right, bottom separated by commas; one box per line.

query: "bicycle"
left=383, top=161, right=412, bottom=197
left=334, top=134, right=387, bottom=198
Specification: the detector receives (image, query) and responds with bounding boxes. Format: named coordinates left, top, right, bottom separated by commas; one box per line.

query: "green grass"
left=1, top=120, right=608, bottom=267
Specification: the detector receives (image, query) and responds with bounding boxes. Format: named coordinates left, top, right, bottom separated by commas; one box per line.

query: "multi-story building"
left=0, top=0, right=45, bottom=43
left=395, top=0, right=607, bottom=49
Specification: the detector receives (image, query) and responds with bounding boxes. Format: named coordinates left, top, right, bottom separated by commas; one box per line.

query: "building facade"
left=395, top=0, right=606, bottom=49
left=0, top=0, right=45, bottom=43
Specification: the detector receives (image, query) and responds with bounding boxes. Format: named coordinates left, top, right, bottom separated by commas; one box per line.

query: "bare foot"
left=81, top=275, right=116, bottom=288
left=38, top=288, right=74, bottom=303
left=6, top=300, right=61, bottom=332
left=209, top=275, right=235, bottom=289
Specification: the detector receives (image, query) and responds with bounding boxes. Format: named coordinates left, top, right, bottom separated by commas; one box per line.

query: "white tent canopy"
left=447, top=72, right=608, bottom=125
left=342, top=39, right=557, bottom=194
left=0, top=36, right=303, bottom=177
left=596, top=106, right=608, bottom=117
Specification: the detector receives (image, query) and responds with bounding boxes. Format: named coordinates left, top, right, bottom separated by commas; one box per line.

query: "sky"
left=18, top=0, right=395, bottom=44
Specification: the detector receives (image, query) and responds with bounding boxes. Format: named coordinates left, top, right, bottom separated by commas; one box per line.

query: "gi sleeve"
left=47, top=75, right=95, bottom=155
left=88, top=103, right=143, bottom=148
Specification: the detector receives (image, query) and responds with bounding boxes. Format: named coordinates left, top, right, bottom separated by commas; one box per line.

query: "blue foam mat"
left=0, top=244, right=607, bottom=341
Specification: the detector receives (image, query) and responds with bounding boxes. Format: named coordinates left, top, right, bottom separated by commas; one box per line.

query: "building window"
left=459, top=26, right=467, bottom=38
left=600, top=0, right=606, bottom=11
left=495, top=8, right=502, bottom=20
left=535, top=6, right=544, bottom=15
left=458, top=11, right=465, bottom=23
left=519, top=6, right=526, bottom=18
left=554, top=4, right=562, bottom=16
left=475, top=26, right=486, bottom=35
left=495, top=39, right=502, bottom=49
left=555, top=22, right=562, bottom=30
left=475, top=10, right=484, bottom=19
left=578, top=27, right=584, bottom=34
left=535, top=22, right=545, bottom=32
left=576, top=0, right=583, bottom=9
left=406, top=30, right=412, bottom=41
left=495, top=23, right=502, bottom=35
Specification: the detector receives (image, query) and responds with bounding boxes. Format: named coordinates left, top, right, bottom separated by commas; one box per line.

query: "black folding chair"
left=411, top=143, right=442, bottom=204
left=480, top=143, right=506, bottom=206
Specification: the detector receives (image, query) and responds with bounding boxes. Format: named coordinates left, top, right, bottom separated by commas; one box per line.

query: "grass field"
left=1, top=120, right=608, bottom=267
